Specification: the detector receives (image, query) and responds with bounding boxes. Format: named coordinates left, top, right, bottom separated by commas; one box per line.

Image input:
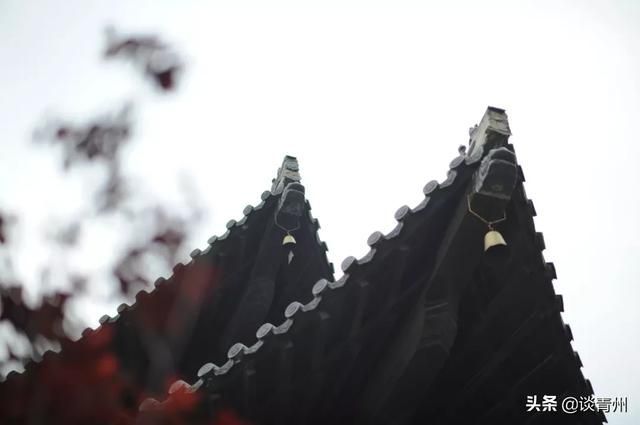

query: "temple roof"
left=136, top=107, right=604, bottom=425
left=0, top=107, right=604, bottom=425
left=0, top=155, right=334, bottom=424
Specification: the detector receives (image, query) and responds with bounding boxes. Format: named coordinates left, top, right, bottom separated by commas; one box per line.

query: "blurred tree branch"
left=0, top=28, right=202, bottom=377
left=105, top=27, right=184, bottom=92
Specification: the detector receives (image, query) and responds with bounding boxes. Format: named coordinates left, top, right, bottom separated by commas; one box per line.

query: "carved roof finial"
left=271, top=155, right=300, bottom=194
left=467, top=107, right=511, bottom=160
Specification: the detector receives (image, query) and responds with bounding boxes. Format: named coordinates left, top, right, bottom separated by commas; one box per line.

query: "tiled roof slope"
left=412, top=155, right=604, bottom=424
left=138, top=107, right=603, bottom=425
left=0, top=156, right=334, bottom=425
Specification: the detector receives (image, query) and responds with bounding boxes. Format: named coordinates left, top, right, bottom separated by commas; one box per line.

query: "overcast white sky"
left=1, top=0, right=639, bottom=422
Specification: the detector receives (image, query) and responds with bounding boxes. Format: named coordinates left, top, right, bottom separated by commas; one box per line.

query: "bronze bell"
left=484, top=230, right=506, bottom=252
left=283, top=234, right=296, bottom=246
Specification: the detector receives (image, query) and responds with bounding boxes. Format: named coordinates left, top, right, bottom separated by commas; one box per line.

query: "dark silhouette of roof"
left=0, top=107, right=604, bottom=425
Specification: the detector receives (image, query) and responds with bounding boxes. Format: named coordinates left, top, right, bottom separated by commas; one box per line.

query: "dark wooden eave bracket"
left=359, top=107, right=518, bottom=425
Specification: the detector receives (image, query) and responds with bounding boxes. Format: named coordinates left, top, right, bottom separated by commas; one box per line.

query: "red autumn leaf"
left=213, top=408, right=252, bottom=425
left=95, top=353, right=119, bottom=378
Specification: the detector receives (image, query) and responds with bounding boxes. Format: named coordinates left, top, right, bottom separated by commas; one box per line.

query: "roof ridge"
left=96, top=154, right=305, bottom=338
left=143, top=105, right=599, bottom=422
left=141, top=147, right=479, bottom=410
left=0, top=190, right=277, bottom=384
left=2, top=155, right=311, bottom=383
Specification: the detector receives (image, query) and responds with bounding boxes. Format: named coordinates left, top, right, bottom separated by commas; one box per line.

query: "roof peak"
left=467, top=106, right=511, bottom=160
left=271, top=155, right=301, bottom=194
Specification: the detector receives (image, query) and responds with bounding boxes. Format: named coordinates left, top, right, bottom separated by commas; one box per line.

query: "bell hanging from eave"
left=482, top=227, right=510, bottom=267
left=283, top=232, right=296, bottom=264
left=283, top=233, right=296, bottom=246
left=484, top=229, right=506, bottom=252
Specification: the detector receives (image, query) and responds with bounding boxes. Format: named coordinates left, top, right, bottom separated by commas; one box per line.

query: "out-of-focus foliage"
left=105, top=27, right=184, bottom=92
left=0, top=287, right=68, bottom=344
left=0, top=28, right=196, bottom=373
left=0, top=26, right=260, bottom=425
